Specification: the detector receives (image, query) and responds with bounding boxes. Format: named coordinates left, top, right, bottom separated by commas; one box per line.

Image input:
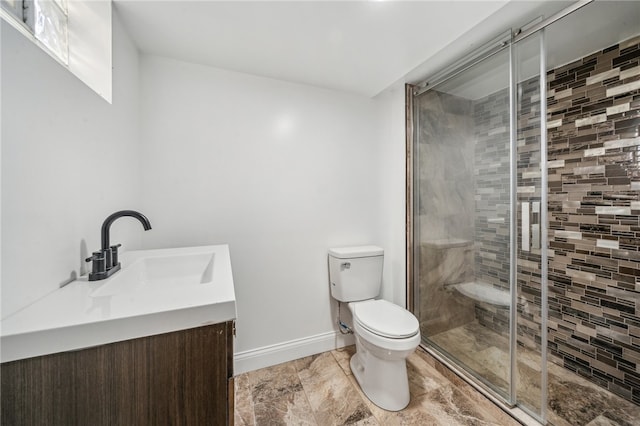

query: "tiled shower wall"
left=471, top=74, right=548, bottom=351
left=419, top=35, right=640, bottom=405
left=472, top=89, right=512, bottom=335
left=514, top=75, right=546, bottom=356
left=415, top=91, right=477, bottom=336
left=471, top=76, right=548, bottom=352
left=546, top=35, right=640, bottom=404
left=471, top=36, right=640, bottom=404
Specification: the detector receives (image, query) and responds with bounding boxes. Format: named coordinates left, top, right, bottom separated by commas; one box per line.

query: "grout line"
left=298, top=378, right=320, bottom=426
left=293, top=354, right=322, bottom=426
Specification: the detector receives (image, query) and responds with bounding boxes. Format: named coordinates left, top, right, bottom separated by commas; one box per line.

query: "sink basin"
left=1, top=244, right=236, bottom=363
left=91, top=252, right=215, bottom=297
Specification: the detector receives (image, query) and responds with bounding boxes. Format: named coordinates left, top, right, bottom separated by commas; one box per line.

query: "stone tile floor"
left=430, top=322, right=640, bottom=426
left=234, top=345, right=519, bottom=425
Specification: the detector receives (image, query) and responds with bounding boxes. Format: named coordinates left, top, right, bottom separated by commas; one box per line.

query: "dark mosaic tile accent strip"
left=471, top=77, right=546, bottom=349
left=516, top=75, right=546, bottom=355
left=475, top=301, right=510, bottom=336
left=546, top=35, right=640, bottom=406
left=473, top=90, right=511, bottom=299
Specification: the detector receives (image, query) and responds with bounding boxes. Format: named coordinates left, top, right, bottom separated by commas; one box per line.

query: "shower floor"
left=429, top=322, right=640, bottom=426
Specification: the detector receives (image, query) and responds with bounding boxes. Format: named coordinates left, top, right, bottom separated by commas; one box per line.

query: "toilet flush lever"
left=341, top=262, right=351, bottom=270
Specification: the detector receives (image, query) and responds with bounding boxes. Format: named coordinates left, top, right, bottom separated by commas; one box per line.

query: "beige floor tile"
left=234, top=373, right=255, bottom=426
left=331, top=345, right=356, bottom=376
left=253, top=390, right=317, bottom=426
left=347, top=374, right=441, bottom=426
left=406, top=350, right=451, bottom=397
left=235, top=322, right=640, bottom=426
left=297, top=352, right=375, bottom=425
left=426, top=322, right=640, bottom=426
left=247, top=360, right=303, bottom=403
left=418, top=385, right=506, bottom=426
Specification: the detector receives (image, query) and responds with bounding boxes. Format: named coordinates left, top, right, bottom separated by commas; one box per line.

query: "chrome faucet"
left=86, top=210, right=152, bottom=281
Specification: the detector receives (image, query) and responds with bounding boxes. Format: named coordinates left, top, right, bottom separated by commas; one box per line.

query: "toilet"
left=328, top=245, right=420, bottom=411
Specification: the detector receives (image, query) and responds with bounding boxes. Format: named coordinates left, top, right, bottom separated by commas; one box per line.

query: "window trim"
left=1, top=0, right=69, bottom=68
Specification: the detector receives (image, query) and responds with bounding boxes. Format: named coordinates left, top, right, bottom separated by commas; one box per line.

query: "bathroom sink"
left=91, top=252, right=215, bottom=297
left=1, top=245, right=236, bottom=363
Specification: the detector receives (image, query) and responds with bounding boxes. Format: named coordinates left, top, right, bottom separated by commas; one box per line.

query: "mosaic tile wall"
left=471, top=77, right=547, bottom=353
left=514, top=75, right=545, bottom=357
left=470, top=36, right=640, bottom=405
left=417, top=34, right=640, bottom=406
left=546, top=35, right=640, bottom=404
left=471, top=89, right=512, bottom=335
left=421, top=82, right=544, bottom=343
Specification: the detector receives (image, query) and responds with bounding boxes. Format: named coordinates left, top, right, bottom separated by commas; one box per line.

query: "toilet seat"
left=351, top=299, right=419, bottom=339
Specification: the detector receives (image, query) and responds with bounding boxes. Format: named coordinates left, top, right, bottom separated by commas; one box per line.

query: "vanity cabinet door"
left=1, top=322, right=234, bottom=425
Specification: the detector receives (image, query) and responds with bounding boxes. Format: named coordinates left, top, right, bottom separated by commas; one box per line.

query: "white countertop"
left=1, top=244, right=237, bottom=363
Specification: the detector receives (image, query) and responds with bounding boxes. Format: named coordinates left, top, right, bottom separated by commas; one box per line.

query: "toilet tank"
left=328, top=246, right=384, bottom=302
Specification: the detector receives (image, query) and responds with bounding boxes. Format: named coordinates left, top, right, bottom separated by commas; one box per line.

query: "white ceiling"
left=113, top=0, right=510, bottom=97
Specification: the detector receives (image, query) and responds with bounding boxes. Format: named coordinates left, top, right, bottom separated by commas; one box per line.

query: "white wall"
left=1, top=16, right=410, bottom=371
left=1, top=14, right=142, bottom=318
left=375, top=82, right=408, bottom=307
left=138, top=55, right=384, bottom=367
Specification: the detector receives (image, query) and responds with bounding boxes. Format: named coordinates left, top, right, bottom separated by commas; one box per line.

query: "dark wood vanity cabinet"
left=1, top=321, right=235, bottom=425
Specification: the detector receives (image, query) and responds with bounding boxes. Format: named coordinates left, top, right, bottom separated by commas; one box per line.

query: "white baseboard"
left=234, top=331, right=355, bottom=375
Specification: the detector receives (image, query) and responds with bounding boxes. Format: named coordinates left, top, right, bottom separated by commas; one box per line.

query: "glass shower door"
left=413, top=43, right=514, bottom=400
left=513, top=28, right=546, bottom=419
left=413, top=2, right=640, bottom=423
left=412, top=26, right=549, bottom=420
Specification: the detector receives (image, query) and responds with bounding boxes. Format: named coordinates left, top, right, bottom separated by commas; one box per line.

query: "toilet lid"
left=353, top=300, right=419, bottom=339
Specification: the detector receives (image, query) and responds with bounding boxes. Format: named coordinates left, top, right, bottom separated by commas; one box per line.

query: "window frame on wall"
left=1, top=0, right=113, bottom=103
left=1, top=0, right=21, bottom=20
left=1, top=0, right=69, bottom=65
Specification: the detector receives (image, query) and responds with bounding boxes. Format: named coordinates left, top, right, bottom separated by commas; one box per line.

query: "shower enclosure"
left=409, top=1, right=640, bottom=424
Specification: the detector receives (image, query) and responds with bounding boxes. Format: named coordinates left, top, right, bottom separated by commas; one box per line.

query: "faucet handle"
left=85, top=251, right=104, bottom=263
left=110, top=244, right=122, bottom=265
left=85, top=251, right=106, bottom=274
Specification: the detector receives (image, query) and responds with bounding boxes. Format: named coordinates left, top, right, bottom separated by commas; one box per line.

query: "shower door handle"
left=522, top=202, right=530, bottom=252
left=531, top=202, right=540, bottom=250
left=521, top=201, right=540, bottom=252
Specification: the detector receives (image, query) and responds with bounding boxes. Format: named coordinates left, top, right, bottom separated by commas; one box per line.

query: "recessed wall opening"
left=407, top=1, right=640, bottom=424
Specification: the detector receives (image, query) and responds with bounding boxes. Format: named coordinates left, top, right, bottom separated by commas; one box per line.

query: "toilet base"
left=350, top=342, right=411, bottom=411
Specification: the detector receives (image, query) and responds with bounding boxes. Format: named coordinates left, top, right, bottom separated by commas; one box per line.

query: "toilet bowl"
left=350, top=300, right=421, bottom=353
left=348, top=299, right=420, bottom=411
left=328, top=246, right=420, bottom=411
